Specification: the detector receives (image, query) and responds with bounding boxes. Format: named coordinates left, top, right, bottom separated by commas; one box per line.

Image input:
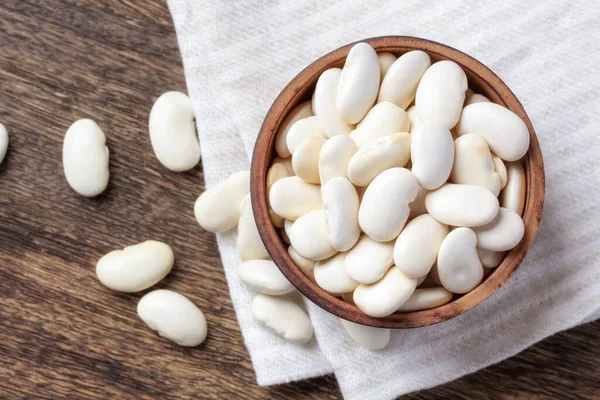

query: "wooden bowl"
left=251, top=36, right=545, bottom=328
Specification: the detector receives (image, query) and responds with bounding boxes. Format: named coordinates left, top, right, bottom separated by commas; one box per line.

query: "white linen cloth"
left=166, top=0, right=600, bottom=398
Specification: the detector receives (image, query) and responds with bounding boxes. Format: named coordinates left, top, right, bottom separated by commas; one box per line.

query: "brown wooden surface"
left=0, top=1, right=597, bottom=399
left=252, top=36, right=545, bottom=329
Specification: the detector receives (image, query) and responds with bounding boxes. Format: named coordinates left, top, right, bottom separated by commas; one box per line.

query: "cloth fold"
left=167, top=0, right=600, bottom=398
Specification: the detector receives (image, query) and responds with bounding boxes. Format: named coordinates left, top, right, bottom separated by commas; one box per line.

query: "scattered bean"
left=340, top=319, right=390, bottom=350
left=252, top=294, right=313, bottom=344
left=148, top=91, right=199, bottom=172
left=0, top=123, right=8, bottom=165
left=237, top=194, right=269, bottom=260
left=62, top=119, right=109, bottom=197
left=137, top=290, right=207, bottom=347
left=194, top=170, right=249, bottom=232
left=236, top=259, right=295, bottom=295
left=96, top=240, right=173, bottom=292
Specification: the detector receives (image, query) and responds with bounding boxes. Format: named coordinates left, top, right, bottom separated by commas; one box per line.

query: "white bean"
left=465, top=93, right=491, bottom=105
left=409, top=184, right=428, bottom=219
left=313, top=68, right=355, bottom=137
left=411, top=120, right=454, bottom=190
left=314, top=253, right=359, bottom=295
left=137, top=290, right=207, bottom=347
left=342, top=291, right=356, bottom=305
left=275, top=100, right=313, bottom=158
left=148, top=91, right=200, bottom=172
left=473, top=207, right=525, bottom=251
left=347, top=132, right=410, bottom=187
left=269, top=176, right=322, bottom=220
left=96, top=240, right=173, bottom=292
left=394, top=214, right=448, bottom=279
left=378, top=50, right=431, bottom=110
left=477, top=248, right=506, bottom=268
left=267, top=163, right=291, bottom=191
left=455, top=102, right=530, bottom=161
left=345, top=235, right=394, bottom=284
left=353, top=267, right=417, bottom=317
left=318, top=135, right=357, bottom=184
left=415, top=60, right=468, bottom=129
left=359, top=168, right=418, bottom=242
left=437, top=228, right=483, bottom=294
left=0, top=123, right=8, bottom=165
left=322, top=177, right=360, bottom=251
left=273, top=156, right=294, bottom=175
left=337, top=42, right=380, bottom=124
left=292, top=137, right=325, bottom=184
left=406, top=105, right=422, bottom=135
left=289, top=209, right=337, bottom=261
left=194, top=170, right=249, bottom=232
left=237, top=194, right=269, bottom=260
left=451, top=133, right=502, bottom=195
left=500, top=161, right=526, bottom=215
left=236, top=259, right=294, bottom=295
left=340, top=319, right=390, bottom=350
left=62, top=119, right=110, bottom=197
left=252, top=294, right=313, bottom=344
left=377, top=52, right=397, bottom=79
left=397, top=287, right=453, bottom=312
left=288, top=246, right=316, bottom=279
left=267, top=163, right=291, bottom=228
left=286, top=116, right=326, bottom=155
left=493, top=156, right=508, bottom=189
left=350, top=101, right=410, bottom=147
left=425, top=183, right=499, bottom=227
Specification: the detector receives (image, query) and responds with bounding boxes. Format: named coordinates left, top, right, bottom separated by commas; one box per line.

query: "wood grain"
left=0, top=1, right=597, bottom=399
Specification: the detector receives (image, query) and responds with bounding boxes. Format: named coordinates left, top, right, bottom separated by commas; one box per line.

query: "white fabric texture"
left=166, top=0, right=600, bottom=398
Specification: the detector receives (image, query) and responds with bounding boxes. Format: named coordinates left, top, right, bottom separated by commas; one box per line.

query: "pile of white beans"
left=200, top=42, right=529, bottom=349
left=272, top=42, right=527, bottom=317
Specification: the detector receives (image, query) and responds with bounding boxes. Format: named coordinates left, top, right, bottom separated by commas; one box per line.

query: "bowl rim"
left=251, top=35, right=545, bottom=329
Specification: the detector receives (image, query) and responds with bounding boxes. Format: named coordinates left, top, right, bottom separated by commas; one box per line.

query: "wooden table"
left=1, top=1, right=597, bottom=399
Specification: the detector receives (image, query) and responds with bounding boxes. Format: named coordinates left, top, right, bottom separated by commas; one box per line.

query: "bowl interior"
left=251, top=36, right=544, bottom=328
